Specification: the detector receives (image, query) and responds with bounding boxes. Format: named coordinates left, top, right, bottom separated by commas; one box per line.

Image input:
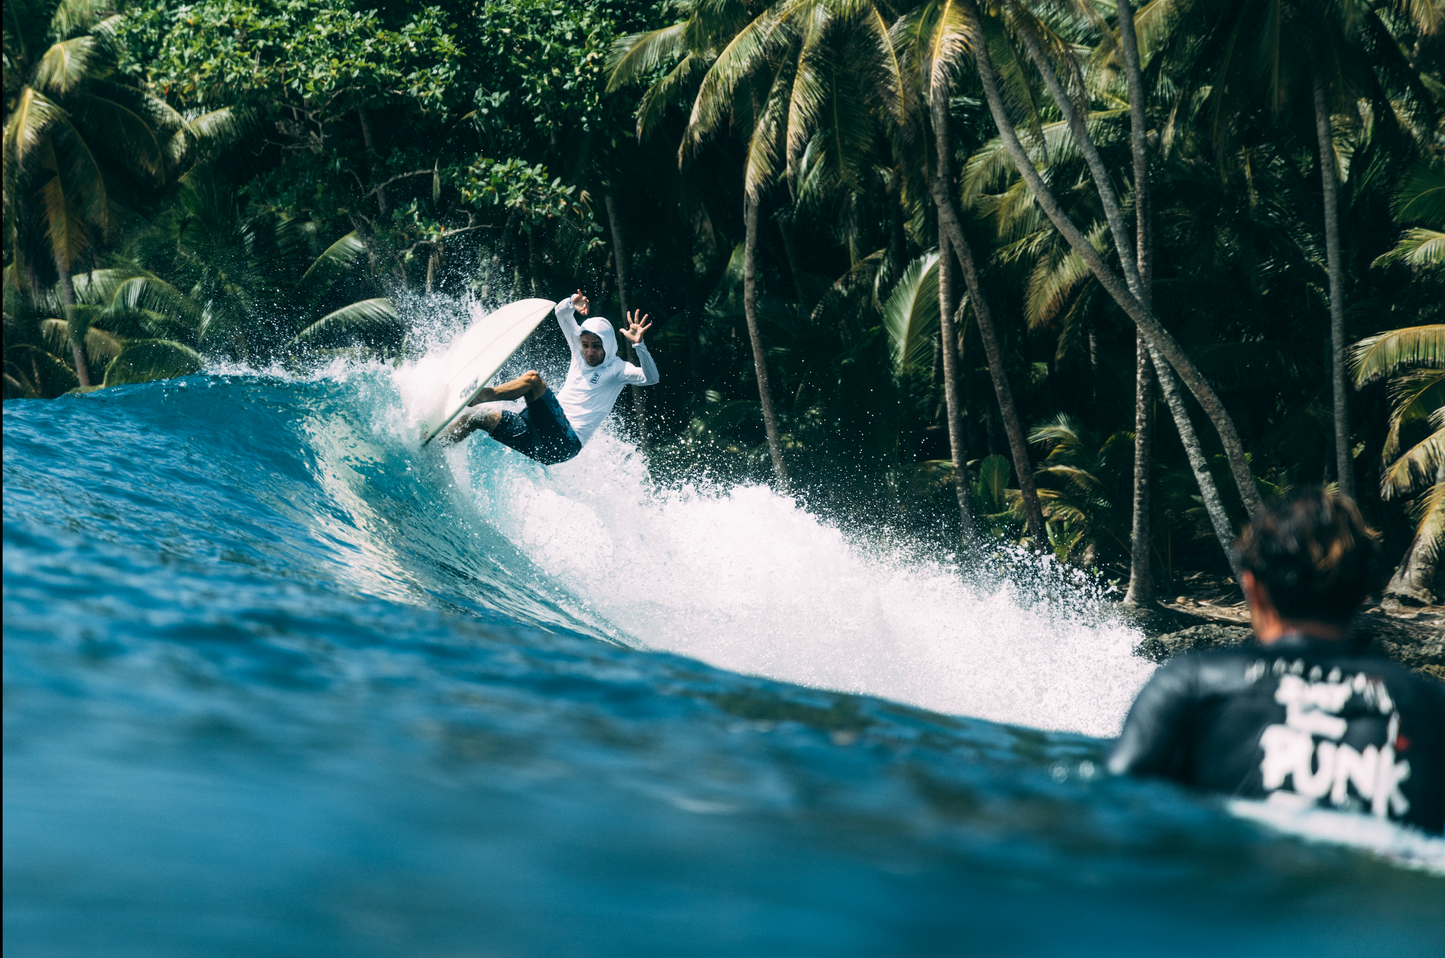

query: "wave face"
left=5, top=364, right=1443, bottom=957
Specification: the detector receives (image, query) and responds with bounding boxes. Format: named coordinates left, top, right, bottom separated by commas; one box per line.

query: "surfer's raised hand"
left=571, top=290, right=590, bottom=315
left=621, top=310, right=651, bottom=345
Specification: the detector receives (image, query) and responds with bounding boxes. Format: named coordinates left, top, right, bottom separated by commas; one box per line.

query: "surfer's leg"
left=441, top=407, right=503, bottom=443
left=471, top=371, right=546, bottom=405
left=522, top=389, right=582, bottom=464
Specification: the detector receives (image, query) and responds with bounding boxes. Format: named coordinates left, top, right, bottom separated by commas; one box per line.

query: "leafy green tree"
left=4, top=0, right=180, bottom=386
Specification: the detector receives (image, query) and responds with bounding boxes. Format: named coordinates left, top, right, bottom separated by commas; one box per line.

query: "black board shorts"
left=491, top=389, right=582, bottom=465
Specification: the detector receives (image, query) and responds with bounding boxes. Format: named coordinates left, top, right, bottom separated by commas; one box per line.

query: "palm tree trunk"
left=1385, top=535, right=1439, bottom=605
left=887, top=166, right=907, bottom=297
left=55, top=256, right=91, bottom=389
left=930, top=86, right=1045, bottom=544
left=1117, top=0, right=1152, bottom=296
left=604, top=190, right=646, bottom=442
left=1153, top=345, right=1239, bottom=566
left=357, top=107, right=388, bottom=218
left=1124, top=331, right=1155, bottom=605
left=1119, top=0, right=1153, bottom=605
left=968, top=10, right=1262, bottom=522
left=744, top=190, right=788, bottom=483
left=1313, top=72, right=1353, bottom=500
left=938, top=232, right=978, bottom=541
left=1384, top=459, right=1443, bottom=604
left=778, top=206, right=808, bottom=309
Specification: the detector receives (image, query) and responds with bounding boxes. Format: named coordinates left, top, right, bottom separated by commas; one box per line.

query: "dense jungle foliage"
left=5, top=0, right=1443, bottom=602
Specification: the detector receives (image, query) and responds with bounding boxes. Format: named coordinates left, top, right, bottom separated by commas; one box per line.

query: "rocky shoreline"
left=1122, top=600, right=1445, bottom=681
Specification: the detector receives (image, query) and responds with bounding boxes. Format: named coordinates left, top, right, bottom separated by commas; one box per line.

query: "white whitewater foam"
left=438, top=420, right=1154, bottom=739
left=382, top=305, right=1154, bottom=739
left=1230, top=799, right=1445, bottom=875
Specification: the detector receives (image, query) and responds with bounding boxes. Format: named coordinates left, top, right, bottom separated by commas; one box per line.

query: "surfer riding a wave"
left=443, top=291, right=658, bottom=464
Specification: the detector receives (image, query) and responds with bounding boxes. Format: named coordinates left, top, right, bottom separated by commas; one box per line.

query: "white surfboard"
left=417, top=297, right=555, bottom=443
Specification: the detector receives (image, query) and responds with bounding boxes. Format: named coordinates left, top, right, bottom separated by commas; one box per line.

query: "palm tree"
left=958, top=0, right=1268, bottom=579
left=609, top=3, right=795, bottom=482
left=3, top=0, right=183, bottom=387
left=1114, top=0, right=1158, bottom=605
left=1029, top=413, right=1137, bottom=569
left=1154, top=0, right=1438, bottom=500
left=910, top=0, right=1046, bottom=545
left=104, top=168, right=399, bottom=367
left=1353, top=325, right=1444, bottom=603
left=943, top=0, right=1246, bottom=566
left=962, top=0, right=1264, bottom=519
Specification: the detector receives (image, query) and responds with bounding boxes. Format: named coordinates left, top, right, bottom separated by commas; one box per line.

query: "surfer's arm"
left=618, top=309, right=658, bottom=385
left=620, top=342, right=659, bottom=386
left=555, top=295, right=585, bottom=354
left=1107, top=656, right=1199, bottom=780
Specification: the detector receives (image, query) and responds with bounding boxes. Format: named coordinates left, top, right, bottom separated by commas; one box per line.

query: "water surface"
left=5, top=366, right=1442, bottom=956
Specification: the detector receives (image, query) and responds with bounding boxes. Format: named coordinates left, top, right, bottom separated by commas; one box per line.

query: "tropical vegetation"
left=5, top=0, right=1443, bottom=602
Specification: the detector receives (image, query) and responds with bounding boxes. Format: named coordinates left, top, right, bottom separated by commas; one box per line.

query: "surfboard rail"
left=418, top=297, right=556, bottom=444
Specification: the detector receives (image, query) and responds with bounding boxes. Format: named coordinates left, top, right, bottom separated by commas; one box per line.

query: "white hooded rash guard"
left=553, top=297, right=659, bottom=447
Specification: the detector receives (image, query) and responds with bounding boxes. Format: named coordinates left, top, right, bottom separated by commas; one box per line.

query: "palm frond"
left=50, top=0, right=111, bottom=39
left=787, top=18, right=873, bottom=193
left=39, top=134, right=92, bottom=268
left=3, top=87, right=68, bottom=182
left=40, top=317, right=121, bottom=363
left=34, top=36, right=97, bottom=95
left=102, top=339, right=204, bottom=386
left=923, top=0, right=975, bottom=99
left=1352, top=324, right=1445, bottom=386
left=185, top=107, right=252, bottom=147
left=882, top=251, right=940, bottom=376
left=1129, top=0, right=1189, bottom=67
left=1381, top=426, right=1444, bottom=500
left=287, top=297, right=399, bottom=347
left=74, top=90, right=165, bottom=178
left=1024, top=230, right=1095, bottom=328
left=103, top=272, right=205, bottom=329
left=1372, top=229, right=1445, bottom=271
left=1410, top=478, right=1445, bottom=566
left=1030, top=412, right=1085, bottom=449
left=685, top=3, right=793, bottom=157
left=299, top=231, right=367, bottom=299
left=1392, top=157, right=1445, bottom=226
left=1383, top=370, right=1445, bottom=463
left=4, top=344, right=80, bottom=394
left=783, top=2, right=833, bottom=184
left=608, top=22, right=691, bottom=90
left=743, top=49, right=797, bottom=196
left=856, top=1, right=907, bottom=131
left=635, top=54, right=707, bottom=140
left=976, top=453, right=1012, bottom=514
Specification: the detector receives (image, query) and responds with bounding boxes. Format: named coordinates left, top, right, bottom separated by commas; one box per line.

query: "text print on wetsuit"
left=1251, top=659, right=1411, bottom=819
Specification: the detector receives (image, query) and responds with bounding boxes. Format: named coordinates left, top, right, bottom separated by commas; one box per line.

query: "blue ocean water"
left=5, top=366, right=1442, bottom=957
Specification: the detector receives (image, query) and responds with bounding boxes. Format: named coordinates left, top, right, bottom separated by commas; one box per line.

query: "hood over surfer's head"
left=579, top=317, right=618, bottom=367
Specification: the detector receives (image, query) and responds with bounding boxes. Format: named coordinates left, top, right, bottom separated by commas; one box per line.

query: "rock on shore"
left=1129, top=607, right=1444, bottom=681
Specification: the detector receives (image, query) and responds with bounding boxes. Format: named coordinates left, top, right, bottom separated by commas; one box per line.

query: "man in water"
left=444, top=291, right=658, bottom=463
left=1109, top=488, right=1444, bottom=834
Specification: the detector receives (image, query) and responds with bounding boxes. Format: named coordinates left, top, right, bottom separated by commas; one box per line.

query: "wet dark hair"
left=1233, top=487, right=1379, bottom=623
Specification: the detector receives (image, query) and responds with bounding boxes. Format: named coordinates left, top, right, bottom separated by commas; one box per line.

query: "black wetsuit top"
left=1108, top=634, right=1445, bottom=834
